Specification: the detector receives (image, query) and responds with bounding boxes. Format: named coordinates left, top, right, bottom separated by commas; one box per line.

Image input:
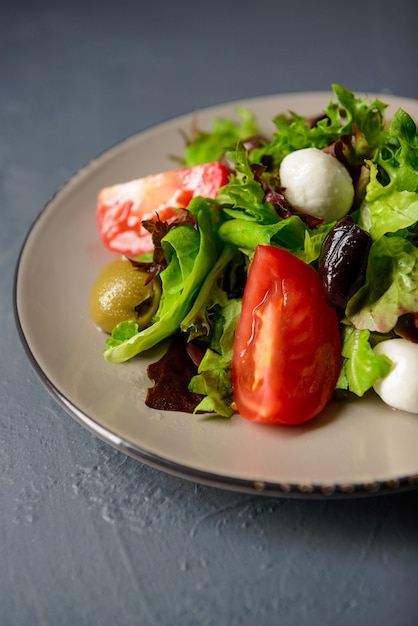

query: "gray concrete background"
left=2, top=1, right=418, bottom=624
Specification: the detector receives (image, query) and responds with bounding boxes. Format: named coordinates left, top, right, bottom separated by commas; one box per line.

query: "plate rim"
left=13, top=90, right=418, bottom=499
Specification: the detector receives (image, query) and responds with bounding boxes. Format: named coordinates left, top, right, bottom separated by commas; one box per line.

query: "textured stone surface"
left=1, top=1, right=418, bottom=625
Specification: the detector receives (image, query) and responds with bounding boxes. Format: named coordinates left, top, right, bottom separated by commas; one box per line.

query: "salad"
left=89, top=84, right=418, bottom=425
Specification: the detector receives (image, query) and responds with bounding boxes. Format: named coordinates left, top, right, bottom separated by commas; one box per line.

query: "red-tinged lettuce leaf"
left=146, top=333, right=205, bottom=413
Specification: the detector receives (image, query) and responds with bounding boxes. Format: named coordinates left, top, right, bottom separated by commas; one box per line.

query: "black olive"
left=394, top=313, right=418, bottom=343
left=318, top=216, right=372, bottom=309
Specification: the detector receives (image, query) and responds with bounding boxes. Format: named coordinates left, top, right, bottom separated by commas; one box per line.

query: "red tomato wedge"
left=96, top=161, right=229, bottom=256
left=232, top=245, right=341, bottom=425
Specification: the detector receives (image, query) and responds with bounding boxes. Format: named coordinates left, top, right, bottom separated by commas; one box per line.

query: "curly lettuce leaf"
left=183, top=106, right=259, bottom=167
left=359, top=108, right=418, bottom=239
left=332, top=84, right=388, bottom=152
left=217, top=142, right=276, bottom=220
left=104, top=320, right=139, bottom=346
left=375, top=108, right=418, bottom=192
left=359, top=163, right=418, bottom=240
left=255, top=84, right=387, bottom=167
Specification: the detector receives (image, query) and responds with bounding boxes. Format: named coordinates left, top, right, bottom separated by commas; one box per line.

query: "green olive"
left=89, top=259, right=161, bottom=333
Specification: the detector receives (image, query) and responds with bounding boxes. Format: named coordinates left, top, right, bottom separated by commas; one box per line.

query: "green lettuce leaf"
left=359, top=163, right=418, bottom=240
left=346, top=235, right=418, bottom=333
left=217, top=142, right=275, bottom=220
left=104, top=197, right=218, bottom=362
left=216, top=142, right=335, bottom=258
left=302, top=222, right=336, bottom=264
left=332, top=84, right=387, bottom=153
left=218, top=214, right=307, bottom=255
left=336, top=326, right=392, bottom=396
left=180, top=244, right=239, bottom=341
left=183, top=106, right=259, bottom=167
left=189, top=299, right=242, bottom=417
left=254, top=83, right=387, bottom=167
left=375, top=108, right=418, bottom=192
left=359, top=108, right=418, bottom=239
left=155, top=219, right=202, bottom=319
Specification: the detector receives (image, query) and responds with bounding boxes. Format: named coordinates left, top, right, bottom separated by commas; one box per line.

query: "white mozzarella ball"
left=279, top=147, right=355, bottom=222
left=373, top=339, right=418, bottom=414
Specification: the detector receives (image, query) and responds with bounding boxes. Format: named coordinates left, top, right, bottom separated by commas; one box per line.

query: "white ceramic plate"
left=14, top=92, right=418, bottom=498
